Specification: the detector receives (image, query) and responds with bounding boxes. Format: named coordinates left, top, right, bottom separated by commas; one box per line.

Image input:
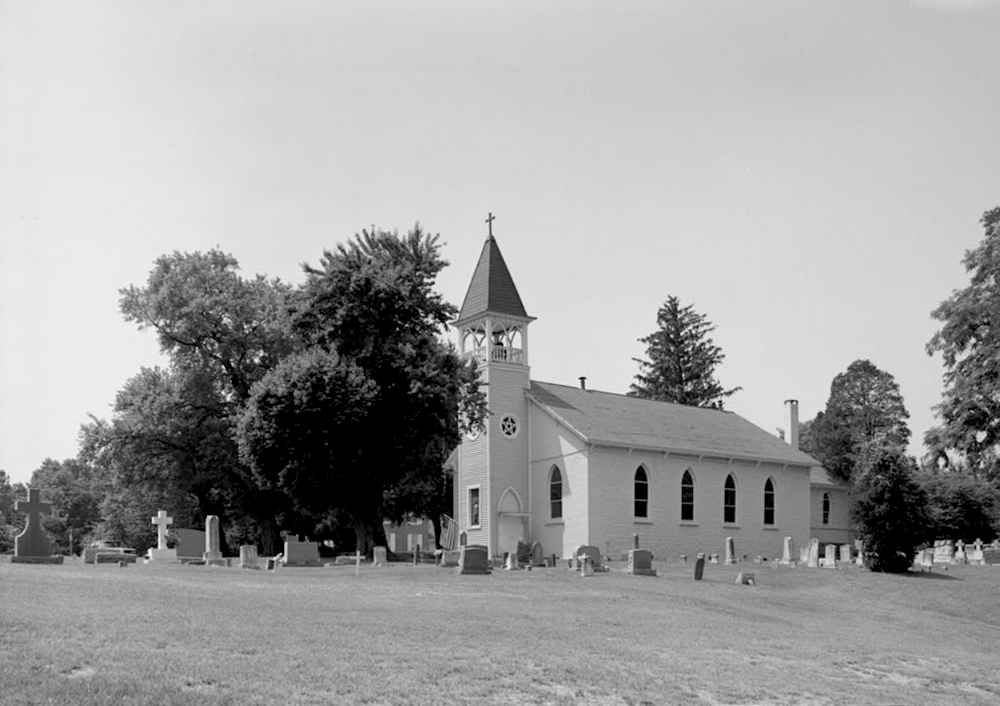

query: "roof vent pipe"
left=579, top=377, right=587, bottom=390
left=784, top=399, right=799, bottom=449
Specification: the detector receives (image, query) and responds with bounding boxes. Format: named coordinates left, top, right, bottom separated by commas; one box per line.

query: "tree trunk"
left=257, top=516, right=282, bottom=556
left=430, top=514, right=442, bottom=550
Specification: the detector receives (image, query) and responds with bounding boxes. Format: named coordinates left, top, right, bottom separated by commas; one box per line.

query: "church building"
left=449, top=230, right=820, bottom=562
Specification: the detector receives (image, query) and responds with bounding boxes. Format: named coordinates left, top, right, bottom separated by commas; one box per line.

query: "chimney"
left=579, top=376, right=587, bottom=390
left=784, top=399, right=799, bottom=449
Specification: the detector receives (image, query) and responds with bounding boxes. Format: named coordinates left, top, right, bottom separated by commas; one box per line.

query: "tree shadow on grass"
left=900, top=569, right=963, bottom=581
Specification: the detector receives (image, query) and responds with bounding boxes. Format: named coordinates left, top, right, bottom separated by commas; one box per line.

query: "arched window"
left=550, top=466, right=563, bottom=519
left=634, top=467, right=648, bottom=518
left=681, top=470, right=695, bottom=521
left=822, top=492, right=830, bottom=525
left=764, top=478, right=775, bottom=526
left=724, top=474, right=737, bottom=524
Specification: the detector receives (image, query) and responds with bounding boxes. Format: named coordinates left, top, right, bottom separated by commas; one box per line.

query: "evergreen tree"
left=630, top=296, right=740, bottom=409
left=850, top=444, right=929, bottom=573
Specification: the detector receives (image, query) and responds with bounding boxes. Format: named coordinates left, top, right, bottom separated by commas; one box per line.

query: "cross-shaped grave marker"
left=12, top=487, right=62, bottom=563
left=151, top=510, right=174, bottom=551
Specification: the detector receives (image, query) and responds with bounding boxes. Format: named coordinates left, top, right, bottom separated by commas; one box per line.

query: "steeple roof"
left=456, top=235, right=530, bottom=324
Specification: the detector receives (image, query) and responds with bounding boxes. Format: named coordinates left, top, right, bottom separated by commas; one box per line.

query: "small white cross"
left=151, top=510, right=174, bottom=550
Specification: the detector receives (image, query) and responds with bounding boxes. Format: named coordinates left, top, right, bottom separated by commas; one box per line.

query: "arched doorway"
left=497, top=488, right=525, bottom=557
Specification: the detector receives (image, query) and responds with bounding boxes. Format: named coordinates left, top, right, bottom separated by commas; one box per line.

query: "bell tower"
left=454, top=215, right=534, bottom=557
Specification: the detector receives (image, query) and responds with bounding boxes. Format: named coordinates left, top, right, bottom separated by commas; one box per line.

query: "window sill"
left=724, top=524, right=741, bottom=530
left=633, top=519, right=653, bottom=525
left=468, top=524, right=481, bottom=530
left=678, top=521, right=698, bottom=527
left=545, top=520, right=564, bottom=526
left=763, top=526, right=779, bottom=531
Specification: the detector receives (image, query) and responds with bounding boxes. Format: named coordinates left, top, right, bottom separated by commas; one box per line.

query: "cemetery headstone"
left=955, top=540, right=967, bottom=564
left=413, top=544, right=421, bottom=566
left=148, top=510, right=178, bottom=562
left=725, top=536, right=736, bottom=565
left=632, top=533, right=640, bottom=550
left=505, top=552, right=519, bottom=570
left=970, top=539, right=985, bottom=565
left=11, top=488, right=63, bottom=564
left=530, top=541, right=544, bottom=567
left=574, top=545, right=608, bottom=572
left=735, top=572, right=755, bottom=586
left=373, top=546, right=388, bottom=567
left=516, top=540, right=531, bottom=565
left=709, top=553, right=719, bottom=564
left=820, top=544, right=837, bottom=568
left=679, top=554, right=687, bottom=563
left=580, top=554, right=594, bottom=577
left=933, top=539, right=955, bottom=564
left=459, top=531, right=467, bottom=547
left=203, top=515, right=224, bottom=565
left=982, top=546, right=1000, bottom=565
left=694, top=553, right=705, bottom=581
left=439, top=550, right=461, bottom=568
left=458, top=544, right=490, bottom=575
left=627, top=548, right=657, bottom=576
left=799, top=546, right=810, bottom=564
left=839, top=544, right=852, bottom=564
left=283, top=538, right=321, bottom=566
left=780, top=537, right=795, bottom=566
left=240, top=545, right=259, bottom=569
left=807, top=538, right=820, bottom=568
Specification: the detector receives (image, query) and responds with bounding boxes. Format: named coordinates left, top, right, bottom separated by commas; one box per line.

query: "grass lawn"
left=1, top=557, right=999, bottom=706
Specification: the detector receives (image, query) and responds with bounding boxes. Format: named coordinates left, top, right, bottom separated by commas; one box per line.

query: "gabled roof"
left=809, top=466, right=846, bottom=487
left=456, top=236, right=530, bottom=324
left=526, top=381, right=819, bottom=467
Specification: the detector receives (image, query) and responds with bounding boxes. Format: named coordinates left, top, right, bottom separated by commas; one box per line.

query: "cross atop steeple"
left=485, top=212, right=496, bottom=238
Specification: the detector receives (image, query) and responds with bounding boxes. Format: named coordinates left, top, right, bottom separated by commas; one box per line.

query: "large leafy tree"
left=918, top=470, right=1000, bottom=543
left=850, top=445, right=929, bottom=573
left=801, top=359, right=910, bottom=484
left=238, top=226, right=486, bottom=554
left=29, top=458, right=103, bottom=555
left=100, top=251, right=296, bottom=554
left=80, top=366, right=257, bottom=554
left=926, top=206, right=1000, bottom=481
left=629, top=296, right=740, bottom=409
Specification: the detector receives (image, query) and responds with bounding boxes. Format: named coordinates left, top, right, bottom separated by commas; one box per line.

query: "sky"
left=2, top=1, right=999, bottom=485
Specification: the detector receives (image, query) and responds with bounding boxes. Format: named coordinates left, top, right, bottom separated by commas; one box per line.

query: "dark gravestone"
left=694, top=553, right=705, bottom=581
left=516, top=540, right=531, bottom=565
left=627, top=549, right=656, bottom=576
left=11, top=488, right=64, bottom=564
left=459, top=531, right=468, bottom=547
left=458, top=544, right=490, bottom=575
left=530, top=541, right=544, bottom=567
left=983, top=548, right=1000, bottom=565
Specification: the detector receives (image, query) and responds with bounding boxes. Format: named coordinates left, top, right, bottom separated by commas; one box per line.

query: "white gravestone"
left=373, top=546, right=388, bottom=567
left=780, top=537, right=795, bottom=566
left=820, top=544, right=837, bottom=568
left=148, top=510, right=178, bottom=562
left=203, top=515, right=224, bottom=564
left=839, top=544, right=852, bottom=564
left=240, top=545, right=259, bottom=569
left=807, top=538, right=820, bottom=568
left=724, top=537, right=736, bottom=565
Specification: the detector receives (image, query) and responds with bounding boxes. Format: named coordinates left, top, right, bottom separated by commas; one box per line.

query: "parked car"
left=83, top=540, right=137, bottom=564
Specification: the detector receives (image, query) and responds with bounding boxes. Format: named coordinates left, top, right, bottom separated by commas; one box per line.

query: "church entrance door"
left=497, top=488, right=524, bottom=557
